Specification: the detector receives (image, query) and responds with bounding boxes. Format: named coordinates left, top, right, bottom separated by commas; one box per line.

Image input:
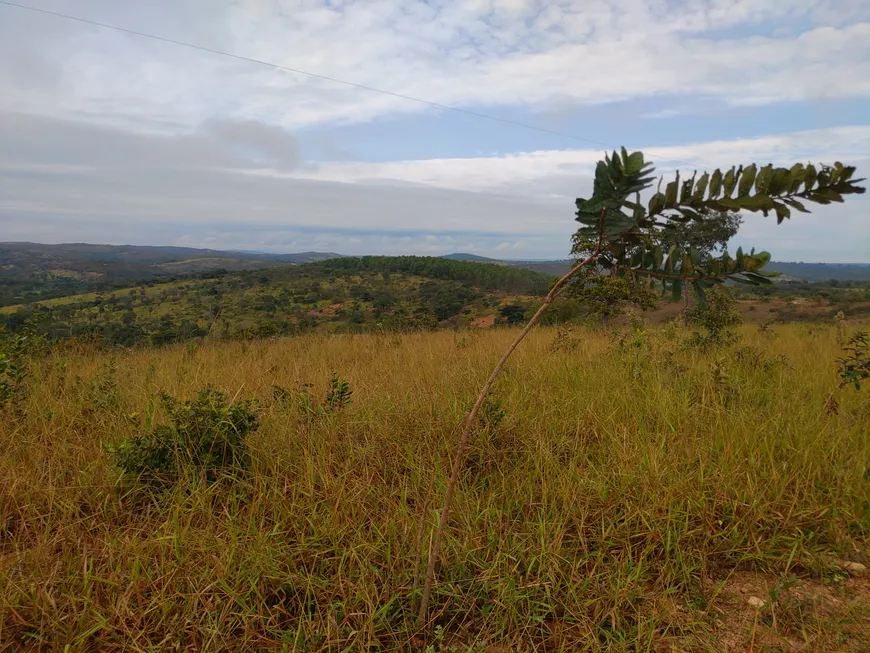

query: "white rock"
left=842, top=561, right=867, bottom=575
left=747, top=596, right=765, bottom=609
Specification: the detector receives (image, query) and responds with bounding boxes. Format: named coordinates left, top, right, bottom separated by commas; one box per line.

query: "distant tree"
left=662, top=210, right=743, bottom=255
left=566, top=274, right=657, bottom=322
left=660, top=210, right=743, bottom=319
left=499, top=304, right=526, bottom=325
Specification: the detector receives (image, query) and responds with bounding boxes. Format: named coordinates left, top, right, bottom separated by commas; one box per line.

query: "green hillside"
left=0, top=242, right=344, bottom=306
left=1, top=256, right=554, bottom=345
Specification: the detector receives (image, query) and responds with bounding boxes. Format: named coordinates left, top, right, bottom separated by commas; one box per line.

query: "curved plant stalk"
left=415, top=246, right=601, bottom=627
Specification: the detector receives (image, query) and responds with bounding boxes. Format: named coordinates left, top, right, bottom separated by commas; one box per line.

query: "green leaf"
left=740, top=194, right=776, bottom=214
left=839, top=165, right=856, bottom=183
left=739, top=163, right=757, bottom=197
left=665, top=244, right=679, bottom=273
left=693, top=282, right=708, bottom=309
left=576, top=196, right=605, bottom=214
left=722, top=166, right=737, bottom=198
left=595, top=160, right=614, bottom=192
left=664, top=180, right=679, bottom=208
left=575, top=213, right=601, bottom=229
left=782, top=198, right=809, bottom=213
left=694, top=172, right=709, bottom=200
left=754, top=164, right=773, bottom=194
left=727, top=273, right=761, bottom=285
left=601, top=209, right=637, bottom=237
left=681, top=174, right=696, bottom=203
left=682, top=253, right=694, bottom=275
left=708, top=169, right=722, bottom=199
left=648, top=192, right=665, bottom=216
left=817, top=170, right=831, bottom=188
left=804, top=164, right=817, bottom=192
left=768, top=168, right=790, bottom=195
left=809, top=188, right=844, bottom=204
left=774, top=202, right=791, bottom=224
left=717, top=198, right=742, bottom=210
left=625, top=151, right=645, bottom=175
left=741, top=271, right=774, bottom=285
left=653, top=245, right=663, bottom=271
left=744, top=251, right=771, bottom=272
left=788, top=163, right=805, bottom=193
left=671, top=279, right=682, bottom=301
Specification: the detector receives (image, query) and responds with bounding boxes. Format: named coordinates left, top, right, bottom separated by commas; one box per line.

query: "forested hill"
left=0, top=242, right=343, bottom=307
left=0, top=256, right=555, bottom=346
left=306, top=256, right=554, bottom=294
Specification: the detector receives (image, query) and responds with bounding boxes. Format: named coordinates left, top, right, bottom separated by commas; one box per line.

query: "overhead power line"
left=0, top=0, right=707, bottom=169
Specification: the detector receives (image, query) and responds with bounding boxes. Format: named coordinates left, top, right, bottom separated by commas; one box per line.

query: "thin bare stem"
left=415, top=246, right=601, bottom=628
left=412, top=468, right=437, bottom=595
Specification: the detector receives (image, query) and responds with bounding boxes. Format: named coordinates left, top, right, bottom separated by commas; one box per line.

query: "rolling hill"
left=0, top=256, right=555, bottom=345
left=0, top=242, right=344, bottom=306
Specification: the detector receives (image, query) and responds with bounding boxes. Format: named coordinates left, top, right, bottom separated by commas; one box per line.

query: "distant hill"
left=4, top=242, right=869, bottom=309
left=0, top=256, right=555, bottom=345
left=442, top=253, right=574, bottom=276
left=442, top=252, right=870, bottom=282
left=0, top=242, right=343, bottom=306
left=767, top=261, right=870, bottom=282
left=442, top=253, right=499, bottom=262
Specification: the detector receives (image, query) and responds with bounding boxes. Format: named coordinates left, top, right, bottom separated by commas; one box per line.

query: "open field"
left=2, top=323, right=869, bottom=651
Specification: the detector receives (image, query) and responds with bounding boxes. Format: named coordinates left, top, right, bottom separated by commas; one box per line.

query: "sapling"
left=416, top=149, right=866, bottom=626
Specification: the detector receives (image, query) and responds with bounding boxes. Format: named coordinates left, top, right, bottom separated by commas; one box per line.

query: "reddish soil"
left=471, top=314, right=497, bottom=328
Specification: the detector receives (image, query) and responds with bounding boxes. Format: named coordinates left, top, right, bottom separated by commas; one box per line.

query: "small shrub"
left=479, top=397, right=506, bottom=430
left=549, top=326, right=580, bottom=353
left=685, top=286, right=741, bottom=349
left=836, top=331, right=869, bottom=390
left=271, top=384, right=292, bottom=407
left=106, top=386, right=258, bottom=480
left=0, top=329, right=44, bottom=412
left=757, top=320, right=777, bottom=338
left=325, top=373, right=353, bottom=411
left=276, top=376, right=353, bottom=420
left=0, top=349, right=24, bottom=410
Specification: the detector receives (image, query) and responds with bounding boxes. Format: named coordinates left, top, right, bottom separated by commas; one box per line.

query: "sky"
left=0, top=0, right=868, bottom=262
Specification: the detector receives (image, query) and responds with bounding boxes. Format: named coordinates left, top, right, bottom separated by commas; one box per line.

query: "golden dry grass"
left=1, top=323, right=869, bottom=651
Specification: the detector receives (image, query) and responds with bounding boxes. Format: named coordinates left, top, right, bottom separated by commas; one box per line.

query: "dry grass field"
left=2, top=323, right=869, bottom=651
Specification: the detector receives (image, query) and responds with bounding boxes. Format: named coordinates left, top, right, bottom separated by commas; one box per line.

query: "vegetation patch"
left=106, top=386, right=258, bottom=481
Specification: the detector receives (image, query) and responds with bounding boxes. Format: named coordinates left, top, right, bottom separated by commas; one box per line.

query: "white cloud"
left=643, top=107, right=692, bottom=120
left=1, top=1, right=869, bottom=131
left=1, top=113, right=867, bottom=261
left=259, top=125, right=870, bottom=195
left=1, top=2, right=868, bottom=261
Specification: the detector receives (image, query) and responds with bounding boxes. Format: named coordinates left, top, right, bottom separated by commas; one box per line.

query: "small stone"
left=747, top=596, right=765, bottom=609
left=842, top=561, right=867, bottom=575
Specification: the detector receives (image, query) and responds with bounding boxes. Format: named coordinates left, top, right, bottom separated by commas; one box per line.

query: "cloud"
left=643, top=107, right=692, bottom=120
left=1, top=112, right=867, bottom=261
left=1, top=1, right=869, bottom=131
left=1, top=2, right=868, bottom=262
left=268, top=125, right=870, bottom=195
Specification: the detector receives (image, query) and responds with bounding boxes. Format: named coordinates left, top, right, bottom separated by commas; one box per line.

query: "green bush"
left=0, top=329, right=44, bottom=412
left=686, top=286, right=741, bottom=348
left=107, top=386, right=258, bottom=480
